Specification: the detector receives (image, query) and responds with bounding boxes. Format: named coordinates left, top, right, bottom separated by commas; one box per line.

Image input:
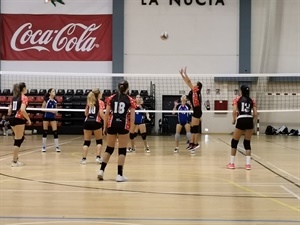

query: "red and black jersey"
left=188, top=86, right=202, bottom=108
left=85, top=99, right=105, bottom=123
left=11, top=94, right=28, bottom=120
left=106, top=93, right=136, bottom=130
left=232, top=96, right=256, bottom=118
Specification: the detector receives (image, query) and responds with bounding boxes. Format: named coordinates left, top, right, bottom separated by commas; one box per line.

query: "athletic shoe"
left=174, top=147, right=179, bottom=153
left=245, top=164, right=251, bottom=170
left=116, top=175, right=128, bottom=182
left=192, top=143, right=200, bottom=150
left=186, top=143, right=193, bottom=150
left=227, top=163, right=235, bottom=169
left=42, top=147, right=46, bottom=152
left=56, top=147, right=61, bottom=152
left=96, top=157, right=102, bottom=164
left=80, top=159, right=86, bottom=165
left=127, top=148, right=133, bottom=152
left=145, top=146, right=150, bottom=153
left=190, top=149, right=195, bottom=154
left=97, top=170, right=104, bottom=180
left=11, top=161, right=24, bottom=167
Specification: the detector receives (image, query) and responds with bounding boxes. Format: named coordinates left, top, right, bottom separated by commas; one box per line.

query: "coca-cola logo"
left=10, top=23, right=101, bottom=52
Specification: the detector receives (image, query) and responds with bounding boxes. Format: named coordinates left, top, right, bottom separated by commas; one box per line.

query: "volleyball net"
left=0, top=71, right=299, bottom=134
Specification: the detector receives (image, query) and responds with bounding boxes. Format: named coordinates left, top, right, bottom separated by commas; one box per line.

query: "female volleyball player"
left=41, top=88, right=60, bottom=152
left=227, top=85, right=257, bottom=170
left=8, top=82, right=31, bottom=167
left=179, top=67, right=202, bottom=153
left=128, top=95, right=151, bottom=153
left=97, top=80, right=136, bottom=182
left=172, top=95, right=192, bottom=153
left=81, top=89, right=105, bottom=165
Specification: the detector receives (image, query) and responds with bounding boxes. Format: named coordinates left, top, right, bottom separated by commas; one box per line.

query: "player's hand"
left=27, top=119, right=32, bottom=126
left=232, top=120, right=236, bottom=125
left=174, top=100, right=179, bottom=107
left=103, top=128, right=107, bottom=136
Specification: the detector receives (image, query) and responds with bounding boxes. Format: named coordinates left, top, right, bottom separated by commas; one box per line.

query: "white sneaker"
left=174, top=147, right=179, bottom=153
left=127, top=148, right=133, bottom=152
left=56, top=147, right=61, bottom=152
left=190, top=149, right=195, bottom=154
left=145, top=146, right=150, bottom=153
left=96, top=157, right=102, bottom=164
left=42, top=147, right=46, bottom=152
left=11, top=161, right=24, bottom=167
left=116, top=175, right=128, bottom=182
left=97, top=170, right=104, bottom=180
left=80, top=159, right=86, bottom=165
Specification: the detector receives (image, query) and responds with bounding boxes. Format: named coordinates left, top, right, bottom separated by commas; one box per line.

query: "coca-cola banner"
left=1, top=14, right=112, bottom=61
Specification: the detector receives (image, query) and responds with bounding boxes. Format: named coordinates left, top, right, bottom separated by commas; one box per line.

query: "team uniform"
left=188, top=86, right=202, bottom=119
left=84, top=100, right=105, bottom=130
left=134, top=105, right=146, bottom=125
left=9, top=94, right=28, bottom=126
left=43, top=97, right=57, bottom=122
left=176, top=104, right=191, bottom=126
left=232, top=96, right=256, bottom=130
left=106, top=94, right=136, bottom=135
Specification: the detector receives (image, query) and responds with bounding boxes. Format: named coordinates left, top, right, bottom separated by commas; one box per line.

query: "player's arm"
left=99, top=100, right=105, bottom=119
left=84, top=105, right=89, bottom=117
left=179, top=67, right=194, bottom=90
left=7, top=103, right=12, bottom=116
left=252, top=105, right=258, bottom=120
left=232, top=105, right=238, bottom=124
left=130, top=108, right=136, bottom=133
left=21, top=103, right=31, bottom=125
left=172, top=101, right=179, bottom=115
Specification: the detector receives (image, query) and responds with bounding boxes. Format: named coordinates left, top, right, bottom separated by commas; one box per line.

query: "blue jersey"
left=176, top=104, right=191, bottom=124
left=134, top=105, right=145, bottom=124
left=44, top=97, right=57, bottom=119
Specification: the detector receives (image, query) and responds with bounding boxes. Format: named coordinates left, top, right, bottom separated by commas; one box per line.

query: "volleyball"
left=160, top=31, right=168, bottom=40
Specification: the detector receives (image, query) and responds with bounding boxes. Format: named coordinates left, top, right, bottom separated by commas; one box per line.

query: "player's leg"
left=93, top=128, right=103, bottom=164
left=42, top=120, right=49, bottom=152
left=184, top=123, right=191, bottom=144
left=50, top=120, right=60, bottom=152
left=227, top=126, right=244, bottom=169
left=139, top=124, right=149, bottom=153
left=11, top=123, right=25, bottom=167
left=128, top=124, right=136, bottom=152
left=116, top=131, right=129, bottom=182
left=174, top=123, right=182, bottom=153
left=81, top=130, right=92, bottom=164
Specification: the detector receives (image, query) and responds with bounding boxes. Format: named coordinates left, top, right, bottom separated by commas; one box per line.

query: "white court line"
left=0, top=136, right=82, bottom=162
left=267, top=162, right=300, bottom=182
left=280, top=185, right=300, bottom=201
left=251, top=153, right=261, bottom=159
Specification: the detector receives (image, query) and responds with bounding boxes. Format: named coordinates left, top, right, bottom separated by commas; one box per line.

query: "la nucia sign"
left=141, top=0, right=225, bottom=6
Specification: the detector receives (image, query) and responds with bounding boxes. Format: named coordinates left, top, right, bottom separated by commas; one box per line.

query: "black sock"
left=96, top=155, right=100, bottom=158
left=118, top=165, right=123, bottom=176
left=100, top=162, right=107, bottom=171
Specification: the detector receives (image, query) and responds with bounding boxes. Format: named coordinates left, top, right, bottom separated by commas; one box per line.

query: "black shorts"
left=84, top=121, right=102, bottom=131
left=107, top=127, right=129, bottom=135
left=192, top=106, right=202, bottom=119
left=43, top=118, right=56, bottom=122
left=236, top=117, right=254, bottom=130
left=9, top=118, right=26, bottom=126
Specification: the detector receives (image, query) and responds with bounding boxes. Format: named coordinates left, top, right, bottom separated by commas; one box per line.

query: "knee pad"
left=43, top=130, right=48, bottom=138
left=14, top=139, right=23, bottom=147
left=231, top=139, right=239, bottom=149
left=83, top=140, right=91, bottom=147
left=129, top=133, right=135, bottom=140
left=175, top=133, right=180, bottom=141
left=105, top=146, right=114, bottom=155
left=186, top=132, right=192, bottom=140
left=191, top=126, right=199, bottom=134
left=134, top=132, right=138, bottom=138
left=118, top=147, right=127, bottom=156
left=53, top=130, right=58, bottom=139
left=96, top=139, right=102, bottom=145
left=141, top=132, right=147, bottom=140
left=243, top=139, right=251, bottom=150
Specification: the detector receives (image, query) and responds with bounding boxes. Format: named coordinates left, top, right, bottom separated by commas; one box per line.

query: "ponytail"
left=12, top=83, right=20, bottom=98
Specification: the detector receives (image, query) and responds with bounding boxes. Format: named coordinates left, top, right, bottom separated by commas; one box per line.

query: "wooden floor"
left=0, top=133, right=299, bottom=225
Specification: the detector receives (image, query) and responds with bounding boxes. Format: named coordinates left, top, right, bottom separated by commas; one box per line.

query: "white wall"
left=252, top=0, right=300, bottom=73
left=124, top=0, right=240, bottom=74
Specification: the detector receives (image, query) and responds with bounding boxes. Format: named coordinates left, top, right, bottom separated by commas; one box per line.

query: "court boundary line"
left=281, top=185, right=300, bottom=201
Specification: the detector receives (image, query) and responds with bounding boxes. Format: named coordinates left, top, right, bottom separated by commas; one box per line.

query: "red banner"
left=0, top=14, right=112, bottom=61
